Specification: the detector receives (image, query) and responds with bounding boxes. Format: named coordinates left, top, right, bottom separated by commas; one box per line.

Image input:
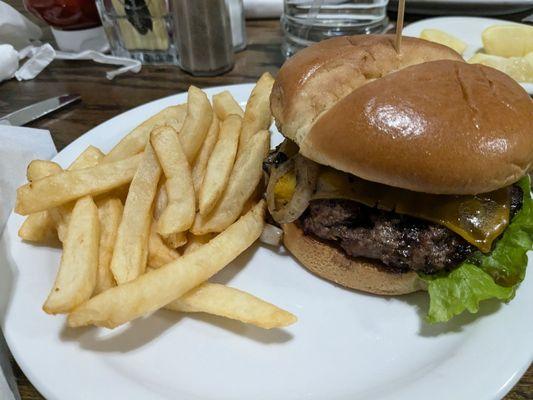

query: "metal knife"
left=0, top=94, right=81, bottom=126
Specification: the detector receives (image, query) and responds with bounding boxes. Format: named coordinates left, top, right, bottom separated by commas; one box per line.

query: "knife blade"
left=0, top=94, right=81, bottom=126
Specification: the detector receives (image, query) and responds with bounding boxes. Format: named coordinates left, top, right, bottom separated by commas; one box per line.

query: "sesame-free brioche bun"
left=271, top=35, right=533, bottom=194
left=283, top=223, right=423, bottom=295
left=270, top=34, right=463, bottom=145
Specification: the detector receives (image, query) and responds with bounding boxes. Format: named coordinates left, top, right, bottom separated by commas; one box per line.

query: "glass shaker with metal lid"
left=170, top=0, right=234, bottom=76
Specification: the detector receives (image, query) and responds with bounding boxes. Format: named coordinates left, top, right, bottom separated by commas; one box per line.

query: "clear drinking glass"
left=96, top=0, right=178, bottom=64
left=225, top=0, right=247, bottom=51
left=281, top=0, right=389, bottom=58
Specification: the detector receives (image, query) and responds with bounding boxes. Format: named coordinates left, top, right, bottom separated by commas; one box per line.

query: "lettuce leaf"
left=420, top=176, right=533, bottom=323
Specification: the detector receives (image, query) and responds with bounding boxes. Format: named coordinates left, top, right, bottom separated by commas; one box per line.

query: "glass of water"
left=281, top=0, right=389, bottom=58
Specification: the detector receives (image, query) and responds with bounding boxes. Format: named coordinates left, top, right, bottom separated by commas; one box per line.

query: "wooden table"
left=1, top=4, right=532, bottom=399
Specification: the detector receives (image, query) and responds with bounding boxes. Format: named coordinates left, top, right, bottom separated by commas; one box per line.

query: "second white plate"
left=403, top=16, right=533, bottom=94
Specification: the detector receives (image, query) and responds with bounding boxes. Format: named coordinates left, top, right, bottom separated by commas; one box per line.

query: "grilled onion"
left=267, top=154, right=319, bottom=224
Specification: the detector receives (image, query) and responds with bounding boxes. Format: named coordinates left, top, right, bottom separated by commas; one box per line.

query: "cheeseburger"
left=265, top=35, right=533, bottom=322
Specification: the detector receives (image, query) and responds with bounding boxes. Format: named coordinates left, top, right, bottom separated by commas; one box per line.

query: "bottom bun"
left=282, top=223, right=424, bottom=295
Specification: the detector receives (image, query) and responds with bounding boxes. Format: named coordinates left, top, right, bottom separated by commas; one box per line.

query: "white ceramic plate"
left=403, top=16, right=533, bottom=94
left=2, top=84, right=532, bottom=400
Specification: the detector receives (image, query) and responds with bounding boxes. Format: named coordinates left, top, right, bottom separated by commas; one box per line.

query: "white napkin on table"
left=0, top=126, right=57, bottom=400
left=0, top=43, right=142, bottom=83
left=0, top=1, right=142, bottom=82
left=243, top=0, right=283, bottom=18
left=0, top=1, right=42, bottom=50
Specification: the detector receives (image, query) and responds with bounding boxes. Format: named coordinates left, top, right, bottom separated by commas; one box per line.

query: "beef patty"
left=299, top=186, right=523, bottom=274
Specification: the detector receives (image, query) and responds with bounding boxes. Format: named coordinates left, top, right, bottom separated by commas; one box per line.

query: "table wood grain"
left=2, top=3, right=531, bottom=399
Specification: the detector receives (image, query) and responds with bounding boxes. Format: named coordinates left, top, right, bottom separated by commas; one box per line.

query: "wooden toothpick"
left=395, top=0, right=406, bottom=54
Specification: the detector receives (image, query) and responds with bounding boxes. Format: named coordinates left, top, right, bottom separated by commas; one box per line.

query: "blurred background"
left=0, top=1, right=532, bottom=400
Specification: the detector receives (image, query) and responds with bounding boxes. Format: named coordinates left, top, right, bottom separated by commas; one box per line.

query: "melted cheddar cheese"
left=273, top=167, right=511, bottom=252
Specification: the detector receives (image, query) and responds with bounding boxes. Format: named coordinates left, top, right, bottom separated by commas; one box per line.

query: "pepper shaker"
left=170, top=0, right=234, bottom=76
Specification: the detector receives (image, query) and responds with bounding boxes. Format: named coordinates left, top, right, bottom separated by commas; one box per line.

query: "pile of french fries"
left=15, top=73, right=297, bottom=330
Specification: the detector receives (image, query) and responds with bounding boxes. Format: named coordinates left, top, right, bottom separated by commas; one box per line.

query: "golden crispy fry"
left=68, top=146, right=105, bottom=170
left=148, top=222, right=180, bottom=268
left=94, top=198, right=122, bottom=294
left=68, top=201, right=265, bottom=328
left=242, top=176, right=264, bottom=214
left=103, top=104, right=187, bottom=163
left=153, top=182, right=168, bottom=221
left=20, top=160, right=62, bottom=243
left=110, top=144, right=161, bottom=284
left=199, top=115, right=241, bottom=216
left=192, top=131, right=269, bottom=234
left=26, top=160, right=62, bottom=181
left=101, top=183, right=130, bottom=204
left=20, top=146, right=104, bottom=243
left=179, top=86, right=213, bottom=163
left=166, top=283, right=297, bottom=329
left=16, top=153, right=142, bottom=215
left=43, top=196, right=100, bottom=314
left=18, top=211, right=58, bottom=244
left=163, top=231, right=188, bottom=249
left=238, top=73, right=274, bottom=153
left=151, top=126, right=195, bottom=235
left=49, top=204, right=74, bottom=244
left=153, top=185, right=188, bottom=249
left=212, top=91, right=244, bottom=120
left=183, top=233, right=215, bottom=255
left=51, top=147, right=106, bottom=242
left=192, top=114, right=219, bottom=194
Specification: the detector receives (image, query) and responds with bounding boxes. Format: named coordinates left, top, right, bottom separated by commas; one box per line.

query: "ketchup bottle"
left=24, top=0, right=101, bottom=30
left=24, top=0, right=108, bottom=52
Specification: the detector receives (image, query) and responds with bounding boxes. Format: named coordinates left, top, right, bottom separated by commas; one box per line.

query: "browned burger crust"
left=302, top=60, right=533, bottom=194
left=282, top=223, right=424, bottom=295
left=270, top=34, right=463, bottom=145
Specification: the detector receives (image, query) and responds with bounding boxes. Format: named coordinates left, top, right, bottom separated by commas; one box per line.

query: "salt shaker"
left=225, top=0, right=247, bottom=51
left=170, top=0, right=234, bottom=76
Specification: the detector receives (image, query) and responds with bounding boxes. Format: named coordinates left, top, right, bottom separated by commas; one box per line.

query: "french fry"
left=151, top=126, right=195, bottom=235
left=192, top=114, right=219, bottom=194
left=163, top=231, right=188, bottom=249
left=153, top=182, right=168, bottom=221
left=179, top=86, right=213, bottom=163
left=166, top=283, right=297, bottom=329
left=19, top=160, right=62, bottom=243
left=16, top=153, right=142, bottom=215
left=26, top=160, right=62, bottom=181
left=18, top=211, right=58, bottom=244
left=192, top=131, right=269, bottom=234
left=43, top=196, right=100, bottom=314
left=183, top=233, right=215, bottom=255
left=53, top=147, right=105, bottom=242
left=152, top=184, right=187, bottom=248
left=68, top=201, right=266, bottom=328
left=238, top=72, right=274, bottom=153
left=148, top=222, right=180, bottom=268
left=103, top=104, right=187, bottom=163
left=94, top=198, right=123, bottom=294
left=19, top=147, right=104, bottom=243
left=68, top=146, right=105, bottom=170
left=102, top=183, right=130, bottom=204
left=212, top=91, right=244, bottom=120
left=199, top=115, right=242, bottom=216
left=110, top=144, right=161, bottom=284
